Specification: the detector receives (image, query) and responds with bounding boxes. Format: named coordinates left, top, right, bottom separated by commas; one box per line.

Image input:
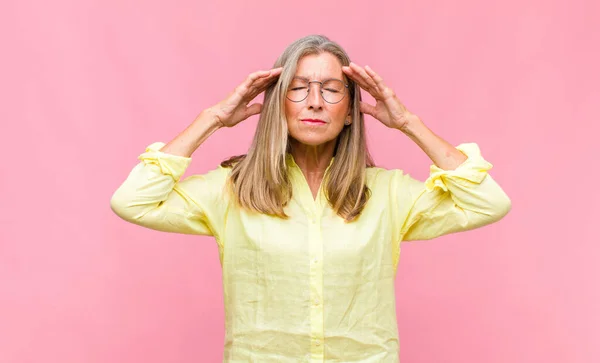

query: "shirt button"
left=315, top=339, right=321, bottom=346
left=314, top=298, right=320, bottom=305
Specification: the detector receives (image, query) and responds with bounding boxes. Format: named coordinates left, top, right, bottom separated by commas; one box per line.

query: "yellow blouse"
left=110, top=142, right=511, bottom=362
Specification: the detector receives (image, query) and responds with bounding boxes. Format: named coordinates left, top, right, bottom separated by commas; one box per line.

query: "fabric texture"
left=110, top=142, right=511, bottom=362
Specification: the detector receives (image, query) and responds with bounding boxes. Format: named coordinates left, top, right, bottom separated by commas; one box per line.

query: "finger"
left=235, top=75, right=264, bottom=99
left=257, top=67, right=283, bottom=82
left=245, top=103, right=263, bottom=117
left=246, top=75, right=280, bottom=100
left=344, top=64, right=377, bottom=96
left=241, top=69, right=276, bottom=92
left=246, top=67, right=283, bottom=94
left=240, top=68, right=282, bottom=100
left=359, top=101, right=376, bottom=116
left=364, top=65, right=386, bottom=90
left=252, top=69, right=282, bottom=90
left=349, top=62, right=379, bottom=94
left=246, top=70, right=270, bottom=84
left=342, top=66, right=372, bottom=92
left=269, top=67, right=283, bottom=75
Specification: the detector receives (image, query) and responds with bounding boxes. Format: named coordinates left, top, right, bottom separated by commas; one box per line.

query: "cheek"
left=332, top=102, right=351, bottom=123
left=284, top=101, right=299, bottom=121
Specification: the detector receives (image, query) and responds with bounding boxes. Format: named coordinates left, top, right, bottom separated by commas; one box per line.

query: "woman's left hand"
left=342, top=62, right=420, bottom=131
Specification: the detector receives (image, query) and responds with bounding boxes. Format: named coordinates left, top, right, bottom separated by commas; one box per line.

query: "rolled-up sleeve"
left=391, top=143, right=512, bottom=243
left=110, top=142, right=230, bottom=240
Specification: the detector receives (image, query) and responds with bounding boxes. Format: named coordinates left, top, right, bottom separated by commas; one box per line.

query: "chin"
left=289, top=132, right=338, bottom=147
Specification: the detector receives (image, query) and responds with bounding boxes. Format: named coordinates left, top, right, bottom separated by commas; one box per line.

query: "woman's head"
left=284, top=52, right=351, bottom=149
left=268, top=35, right=364, bottom=154
left=272, top=36, right=358, bottom=152
left=223, top=35, right=374, bottom=221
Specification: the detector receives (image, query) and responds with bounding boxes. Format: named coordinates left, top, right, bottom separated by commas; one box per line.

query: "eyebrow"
left=293, top=76, right=344, bottom=82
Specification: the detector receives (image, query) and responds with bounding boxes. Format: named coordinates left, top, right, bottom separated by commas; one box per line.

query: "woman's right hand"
left=207, top=67, right=283, bottom=128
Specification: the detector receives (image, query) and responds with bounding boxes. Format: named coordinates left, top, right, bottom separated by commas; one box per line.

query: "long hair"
left=221, top=34, right=375, bottom=222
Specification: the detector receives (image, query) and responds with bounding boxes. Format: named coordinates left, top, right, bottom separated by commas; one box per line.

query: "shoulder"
left=176, top=165, right=233, bottom=200
left=183, top=164, right=232, bottom=185
left=365, top=166, right=423, bottom=196
left=167, top=165, right=234, bottom=211
left=365, top=166, right=405, bottom=185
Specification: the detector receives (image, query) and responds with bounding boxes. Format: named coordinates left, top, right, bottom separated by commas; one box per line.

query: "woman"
left=111, top=35, right=511, bottom=362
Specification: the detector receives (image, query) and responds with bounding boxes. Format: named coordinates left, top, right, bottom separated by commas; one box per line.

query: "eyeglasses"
left=286, top=78, right=349, bottom=104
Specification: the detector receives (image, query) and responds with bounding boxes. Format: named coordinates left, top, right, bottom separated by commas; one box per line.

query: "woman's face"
left=285, top=52, right=351, bottom=148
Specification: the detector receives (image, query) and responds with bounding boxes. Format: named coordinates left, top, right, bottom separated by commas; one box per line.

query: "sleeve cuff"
left=424, top=143, right=493, bottom=192
left=137, top=142, right=192, bottom=181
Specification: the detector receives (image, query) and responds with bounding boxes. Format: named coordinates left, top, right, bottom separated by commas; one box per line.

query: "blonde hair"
left=221, top=35, right=375, bottom=222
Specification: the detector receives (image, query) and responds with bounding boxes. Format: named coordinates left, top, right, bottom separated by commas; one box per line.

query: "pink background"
left=2, top=0, right=598, bottom=362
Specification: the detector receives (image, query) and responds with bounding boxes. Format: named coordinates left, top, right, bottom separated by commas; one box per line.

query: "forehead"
left=294, top=52, right=343, bottom=80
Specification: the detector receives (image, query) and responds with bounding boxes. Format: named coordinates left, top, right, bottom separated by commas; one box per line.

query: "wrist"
left=196, top=108, right=224, bottom=130
left=397, top=116, right=425, bottom=137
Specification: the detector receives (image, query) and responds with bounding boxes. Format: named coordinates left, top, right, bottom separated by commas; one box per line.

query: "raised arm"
left=341, top=62, right=511, bottom=263
left=109, top=110, right=228, bottom=237
left=110, top=67, right=283, bottom=237
left=391, top=142, right=511, bottom=243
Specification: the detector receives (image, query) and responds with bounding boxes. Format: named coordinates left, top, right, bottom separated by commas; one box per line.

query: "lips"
left=301, top=119, right=326, bottom=124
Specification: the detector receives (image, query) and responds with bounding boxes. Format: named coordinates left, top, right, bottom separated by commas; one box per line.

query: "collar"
left=285, top=153, right=335, bottom=169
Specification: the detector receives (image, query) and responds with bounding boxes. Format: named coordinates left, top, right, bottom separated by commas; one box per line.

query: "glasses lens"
left=287, top=79, right=309, bottom=102
left=321, top=80, right=346, bottom=103
left=286, top=79, right=347, bottom=103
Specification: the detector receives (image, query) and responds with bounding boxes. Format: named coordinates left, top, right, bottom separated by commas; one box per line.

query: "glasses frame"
left=286, top=78, right=350, bottom=104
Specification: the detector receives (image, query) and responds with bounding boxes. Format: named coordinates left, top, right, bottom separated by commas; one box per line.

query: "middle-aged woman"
left=111, top=34, right=511, bottom=362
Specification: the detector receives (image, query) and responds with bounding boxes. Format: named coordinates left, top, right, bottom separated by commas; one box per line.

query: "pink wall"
left=2, top=0, right=598, bottom=362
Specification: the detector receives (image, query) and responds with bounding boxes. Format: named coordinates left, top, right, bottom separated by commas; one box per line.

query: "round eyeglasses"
left=286, top=78, right=349, bottom=104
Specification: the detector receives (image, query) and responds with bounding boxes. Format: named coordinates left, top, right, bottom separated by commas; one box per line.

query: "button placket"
left=308, top=211, right=324, bottom=361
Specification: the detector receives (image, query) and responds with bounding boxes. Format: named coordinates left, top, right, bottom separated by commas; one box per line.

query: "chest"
left=221, top=190, right=394, bottom=274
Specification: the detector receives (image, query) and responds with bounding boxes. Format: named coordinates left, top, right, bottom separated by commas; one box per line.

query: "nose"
left=306, top=83, right=324, bottom=110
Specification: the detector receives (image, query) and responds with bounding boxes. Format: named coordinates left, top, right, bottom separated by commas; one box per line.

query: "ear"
left=344, top=114, right=352, bottom=126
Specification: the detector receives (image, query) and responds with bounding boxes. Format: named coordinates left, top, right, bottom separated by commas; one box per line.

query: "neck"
left=289, top=138, right=336, bottom=176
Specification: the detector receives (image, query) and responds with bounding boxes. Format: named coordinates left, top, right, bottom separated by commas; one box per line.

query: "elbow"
left=110, top=189, right=135, bottom=222
left=498, top=196, right=512, bottom=219
left=110, top=187, right=156, bottom=224
left=110, top=191, right=125, bottom=219
left=488, top=193, right=512, bottom=222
